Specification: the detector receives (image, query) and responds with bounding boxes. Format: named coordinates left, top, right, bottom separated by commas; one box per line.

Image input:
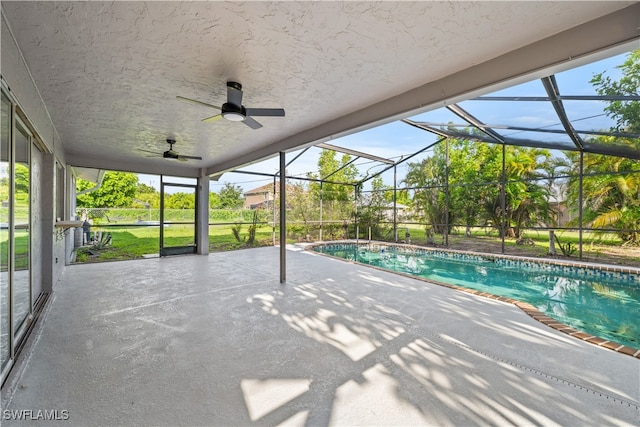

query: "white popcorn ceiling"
left=1, top=1, right=634, bottom=176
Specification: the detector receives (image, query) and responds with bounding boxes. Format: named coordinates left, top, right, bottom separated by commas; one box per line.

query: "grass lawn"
left=399, top=224, right=639, bottom=267
left=0, top=230, right=30, bottom=271
left=73, top=223, right=640, bottom=268
left=74, top=224, right=275, bottom=263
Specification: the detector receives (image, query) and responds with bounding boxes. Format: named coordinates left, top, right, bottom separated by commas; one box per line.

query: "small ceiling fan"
left=138, top=139, right=202, bottom=162
left=177, top=81, right=285, bottom=129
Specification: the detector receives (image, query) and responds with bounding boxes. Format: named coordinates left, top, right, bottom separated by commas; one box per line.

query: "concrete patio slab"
left=1, top=246, right=638, bottom=426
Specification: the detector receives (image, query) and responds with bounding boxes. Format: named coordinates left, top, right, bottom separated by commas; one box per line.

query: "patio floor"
left=2, top=245, right=639, bottom=426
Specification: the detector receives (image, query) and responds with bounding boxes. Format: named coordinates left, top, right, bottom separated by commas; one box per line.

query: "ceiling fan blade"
left=137, top=148, right=163, bottom=155
left=176, top=156, right=189, bottom=162
left=243, top=116, right=263, bottom=130
left=176, top=96, right=221, bottom=110
left=145, top=154, right=163, bottom=158
left=245, top=108, right=285, bottom=117
left=202, top=114, right=223, bottom=123
left=179, top=155, right=203, bottom=160
left=227, top=83, right=243, bottom=106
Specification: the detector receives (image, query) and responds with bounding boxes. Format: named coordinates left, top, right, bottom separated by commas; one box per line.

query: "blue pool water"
left=313, top=243, right=640, bottom=349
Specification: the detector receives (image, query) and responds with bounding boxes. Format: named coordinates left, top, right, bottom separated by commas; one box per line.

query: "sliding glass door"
left=13, top=120, right=31, bottom=336
left=1, top=89, right=35, bottom=380
left=1, top=92, right=10, bottom=372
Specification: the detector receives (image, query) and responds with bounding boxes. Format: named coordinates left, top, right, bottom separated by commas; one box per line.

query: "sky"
left=139, top=49, right=630, bottom=194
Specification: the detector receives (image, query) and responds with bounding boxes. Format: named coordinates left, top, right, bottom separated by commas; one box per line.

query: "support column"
left=196, top=172, right=209, bottom=255
left=279, top=152, right=286, bottom=284
left=578, top=151, right=584, bottom=259
left=354, top=185, right=358, bottom=242
left=272, top=175, right=277, bottom=246
left=319, top=182, right=323, bottom=241
left=41, top=153, right=55, bottom=292
left=65, top=166, right=76, bottom=265
left=393, top=165, right=397, bottom=242
left=445, top=139, right=450, bottom=247
left=501, top=143, right=506, bottom=254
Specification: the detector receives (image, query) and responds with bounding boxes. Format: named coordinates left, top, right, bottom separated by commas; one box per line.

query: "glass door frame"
left=11, top=116, right=33, bottom=344
left=159, top=176, right=198, bottom=257
left=1, top=88, right=14, bottom=380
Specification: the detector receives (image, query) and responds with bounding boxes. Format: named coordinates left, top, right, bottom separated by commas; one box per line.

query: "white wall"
left=2, top=11, right=67, bottom=288
left=31, top=147, right=43, bottom=297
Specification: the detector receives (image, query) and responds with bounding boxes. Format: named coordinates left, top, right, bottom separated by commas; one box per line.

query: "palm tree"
left=404, top=154, right=448, bottom=237
left=405, top=139, right=555, bottom=239
left=480, top=145, right=555, bottom=238
left=578, top=49, right=640, bottom=245
left=568, top=148, right=640, bottom=245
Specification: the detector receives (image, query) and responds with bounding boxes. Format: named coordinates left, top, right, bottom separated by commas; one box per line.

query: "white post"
left=196, top=173, right=210, bottom=255
left=319, top=183, right=323, bottom=241
left=279, top=152, right=286, bottom=284
left=272, top=176, right=277, bottom=246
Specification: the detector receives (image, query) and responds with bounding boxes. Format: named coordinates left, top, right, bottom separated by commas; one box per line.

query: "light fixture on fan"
left=221, top=103, right=246, bottom=122
left=222, top=112, right=245, bottom=121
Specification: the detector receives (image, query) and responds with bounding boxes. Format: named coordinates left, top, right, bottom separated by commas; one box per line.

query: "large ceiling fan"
left=177, top=81, right=285, bottom=129
left=138, top=139, right=202, bottom=162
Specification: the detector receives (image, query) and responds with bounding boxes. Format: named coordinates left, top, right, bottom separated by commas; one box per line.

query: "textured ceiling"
left=1, top=1, right=636, bottom=177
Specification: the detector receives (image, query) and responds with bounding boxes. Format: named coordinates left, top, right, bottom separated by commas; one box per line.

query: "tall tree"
left=76, top=171, right=138, bottom=208
left=358, top=176, right=393, bottom=239
left=567, top=147, right=639, bottom=245
left=502, top=146, right=555, bottom=238
left=404, top=152, right=448, bottom=236
left=591, top=50, right=640, bottom=133
left=568, top=49, right=640, bottom=245
left=14, top=163, right=29, bottom=196
left=405, top=138, right=554, bottom=239
left=288, top=182, right=316, bottom=236
left=218, top=182, right=244, bottom=209
left=164, top=192, right=195, bottom=209
left=209, top=192, right=222, bottom=209
left=133, top=183, right=159, bottom=209
left=447, top=139, right=498, bottom=236
left=308, top=149, right=359, bottom=221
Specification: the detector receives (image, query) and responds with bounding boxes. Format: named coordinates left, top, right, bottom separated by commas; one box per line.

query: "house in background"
left=547, top=183, right=575, bottom=227
left=243, top=182, right=297, bottom=209
left=549, top=198, right=576, bottom=227
left=243, top=183, right=277, bottom=209
left=383, top=202, right=410, bottom=221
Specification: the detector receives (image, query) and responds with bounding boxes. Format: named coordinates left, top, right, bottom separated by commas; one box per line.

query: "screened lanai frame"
left=224, top=53, right=639, bottom=266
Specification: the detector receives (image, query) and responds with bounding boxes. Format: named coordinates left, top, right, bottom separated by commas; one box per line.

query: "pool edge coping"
left=305, top=240, right=640, bottom=360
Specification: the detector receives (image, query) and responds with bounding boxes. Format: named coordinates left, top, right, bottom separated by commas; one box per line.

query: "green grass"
left=74, top=224, right=275, bottom=263
left=48, top=221, right=639, bottom=267
left=77, top=208, right=271, bottom=225
left=400, top=224, right=623, bottom=246
left=0, top=230, right=30, bottom=271
left=394, top=224, right=638, bottom=266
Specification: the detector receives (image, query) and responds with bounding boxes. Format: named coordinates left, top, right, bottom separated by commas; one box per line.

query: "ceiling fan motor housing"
left=163, top=139, right=179, bottom=159
left=222, top=102, right=246, bottom=121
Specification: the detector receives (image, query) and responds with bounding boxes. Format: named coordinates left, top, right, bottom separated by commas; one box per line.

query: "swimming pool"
left=311, top=242, right=640, bottom=351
